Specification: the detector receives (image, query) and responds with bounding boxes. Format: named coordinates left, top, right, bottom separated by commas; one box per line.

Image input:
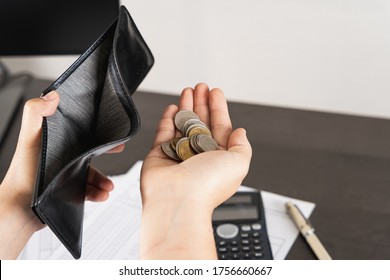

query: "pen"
left=286, top=202, right=332, bottom=260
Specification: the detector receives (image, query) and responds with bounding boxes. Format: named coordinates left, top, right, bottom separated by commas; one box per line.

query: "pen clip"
left=286, top=202, right=314, bottom=235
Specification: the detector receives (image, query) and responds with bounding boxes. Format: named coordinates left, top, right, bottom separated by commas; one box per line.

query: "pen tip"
left=286, top=201, right=294, bottom=209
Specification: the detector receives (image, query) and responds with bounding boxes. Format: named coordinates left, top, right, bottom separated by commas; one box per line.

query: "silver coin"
left=182, top=118, right=206, bottom=136
left=161, top=141, right=180, bottom=161
left=174, top=110, right=199, bottom=133
left=189, top=134, right=202, bottom=154
left=196, top=134, right=218, bottom=152
left=170, top=137, right=181, bottom=151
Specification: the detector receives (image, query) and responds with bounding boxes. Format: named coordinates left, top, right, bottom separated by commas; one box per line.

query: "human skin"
left=140, top=83, right=252, bottom=259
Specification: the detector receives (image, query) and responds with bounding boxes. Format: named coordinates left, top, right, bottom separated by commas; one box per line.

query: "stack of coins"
left=161, top=110, right=219, bottom=161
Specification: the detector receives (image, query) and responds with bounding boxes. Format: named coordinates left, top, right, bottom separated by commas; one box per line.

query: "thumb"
left=227, top=128, right=252, bottom=160
left=17, top=91, right=60, bottom=150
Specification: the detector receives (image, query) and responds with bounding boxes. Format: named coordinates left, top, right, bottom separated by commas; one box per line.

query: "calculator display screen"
left=212, top=193, right=260, bottom=221
left=212, top=205, right=258, bottom=221
left=223, top=195, right=252, bottom=204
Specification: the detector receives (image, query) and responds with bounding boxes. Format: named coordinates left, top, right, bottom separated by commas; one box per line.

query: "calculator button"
left=252, top=232, right=262, bottom=238
left=254, top=245, right=263, bottom=251
left=242, top=246, right=251, bottom=252
left=243, top=253, right=252, bottom=259
left=241, top=239, right=250, bottom=245
left=253, top=239, right=262, bottom=244
left=241, top=225, right=251, bottom=232
left=230, top=240, right=239, bottom=246
left=231, top=253, right=240, bottom=259
left=230, top=247, right=239, bottom=252
left=219, top=254, right=228, bottom=260
left=240, top=233, right=249, bottom=238
left=216, top=224, right=239, bottom=239
left=252, top=223, right=262, bottom=230
left=254, top=252, right=264, bottom=259
left=218, top=241, right=227, bottom=247
left=218, top=247, right=228, bottom=253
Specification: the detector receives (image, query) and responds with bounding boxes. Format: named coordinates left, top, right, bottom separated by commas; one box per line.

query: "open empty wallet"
left=31, top=6, right=154, bottom=259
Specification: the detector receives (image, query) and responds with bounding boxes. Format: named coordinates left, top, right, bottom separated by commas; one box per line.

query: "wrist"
left=0, top=183, right=40, bottom=259
left=140, top=199, right=217, bottom=259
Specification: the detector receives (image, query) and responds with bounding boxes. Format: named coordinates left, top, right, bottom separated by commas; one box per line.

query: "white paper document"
left=19, top=161, right=315, bottom=260
left=19, top=161, right=144, bottom=260
left=240, top=186, right=316, bottom=259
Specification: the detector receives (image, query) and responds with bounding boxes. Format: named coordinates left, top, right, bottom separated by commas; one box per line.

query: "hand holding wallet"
left=31, top=6, right=154, bottom=259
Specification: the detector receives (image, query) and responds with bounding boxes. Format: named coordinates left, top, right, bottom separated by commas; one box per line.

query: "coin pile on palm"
left=161, top=109, right=219, bottom=161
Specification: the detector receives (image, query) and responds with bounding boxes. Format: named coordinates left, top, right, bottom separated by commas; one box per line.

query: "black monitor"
left=0, top=0, right=120, bottom=146
left=0, top=0, right=119, bottom=55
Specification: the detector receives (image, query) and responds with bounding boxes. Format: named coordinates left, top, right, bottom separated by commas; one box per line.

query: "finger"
left=86, top=166, right=114, bottom=201
left=209, top=88, right=232, bottom=148
left=193, top=83, right=211, bottom=126
left=87, top=166, right=114, bottom=192
left=105, top=144, right=125, bottom=154
left=178, top=87, right=194, bottom=111
left=86, top=188, right=109, bottom=202
left=17, top=91, right=60, bottom=150
left=227, top=128, right=252, bottom=157
left=227, top=128, right=252, bottom=174
left=151, top=104, right=178, bottom=148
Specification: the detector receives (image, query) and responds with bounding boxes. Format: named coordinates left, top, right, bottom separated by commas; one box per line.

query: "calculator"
left=212, top=191, right=273, bottom=260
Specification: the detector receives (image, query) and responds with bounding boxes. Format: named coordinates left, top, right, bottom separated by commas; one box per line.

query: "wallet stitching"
left=39, top=118, right=48, bottom=194
left=110, top=58, right=139, bottom=136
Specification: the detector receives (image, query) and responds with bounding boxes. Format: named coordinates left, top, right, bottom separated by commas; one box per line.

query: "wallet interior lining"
left=44, top=32, right=131, bottom=188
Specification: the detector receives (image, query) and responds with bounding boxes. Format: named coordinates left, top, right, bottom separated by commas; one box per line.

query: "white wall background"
left=3, top=0, right=390, bottom=119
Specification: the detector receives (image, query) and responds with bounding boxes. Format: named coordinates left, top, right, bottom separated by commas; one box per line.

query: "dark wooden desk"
left=1, top=78, right=389, bottom=259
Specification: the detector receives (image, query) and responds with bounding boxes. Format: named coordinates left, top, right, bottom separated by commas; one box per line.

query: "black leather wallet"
left=31, top=6, right=154, bottom=259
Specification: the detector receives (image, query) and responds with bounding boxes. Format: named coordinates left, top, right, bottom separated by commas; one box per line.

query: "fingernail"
left=41, top=91, right=58, bottom=101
